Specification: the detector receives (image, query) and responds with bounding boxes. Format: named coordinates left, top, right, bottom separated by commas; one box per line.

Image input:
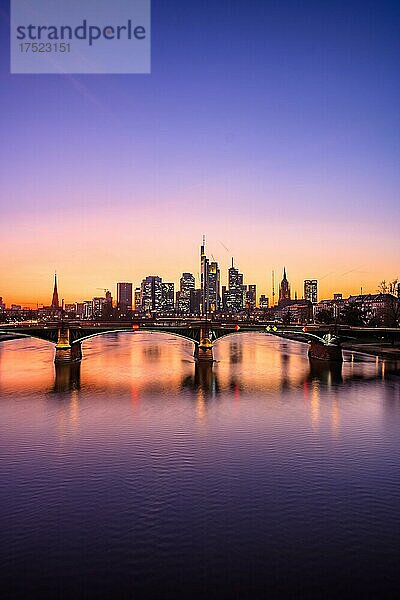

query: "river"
left=0, top=333, right=399, bottom=598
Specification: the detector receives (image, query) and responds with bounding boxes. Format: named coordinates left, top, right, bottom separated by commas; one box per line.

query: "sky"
left=0, top=0, right=399, bottom=306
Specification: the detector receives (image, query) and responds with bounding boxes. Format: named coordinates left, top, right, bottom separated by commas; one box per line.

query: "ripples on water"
left=0, top=333, right=399, bottom=598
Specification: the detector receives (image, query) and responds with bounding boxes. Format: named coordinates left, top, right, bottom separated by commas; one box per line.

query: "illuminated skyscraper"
left=162, top=282, right=175, bottom=312
left=226, top=258, right=243, bottom=312
left=117, top=282, right=133, bottom=312
left=200, top=237, right=220, bottom=314
left=304, top=279, right=318, bottom=303
left=178, top=272, right=195, bottom=313
left=141, top=276, right=163, bottom=313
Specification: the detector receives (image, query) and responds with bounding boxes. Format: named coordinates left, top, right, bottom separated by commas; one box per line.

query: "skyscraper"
left=117, top=282, right=133, bottom=312
left=278, top=268, right=291, bottom=304
left=304, top=279, right=318, bottom=303
left=200, top=237, right=220, bottom=314
left=141, top=276, right=163, bottom=313
left=162, top=282, right=175, bottom=312
left=178, top=272, right=195, bottom=313
left=51, top=273, right=59, bottom=309
left=246, top=284, right=257, bottom=310
left=226, top=258, right=244, bottom=312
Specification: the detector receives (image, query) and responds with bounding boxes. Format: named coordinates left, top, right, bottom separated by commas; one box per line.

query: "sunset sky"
left=0, top=0, right=399, bottom=306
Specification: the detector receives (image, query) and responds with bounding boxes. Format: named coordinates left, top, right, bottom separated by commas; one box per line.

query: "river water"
left=0, top=333, right=399, bottom=598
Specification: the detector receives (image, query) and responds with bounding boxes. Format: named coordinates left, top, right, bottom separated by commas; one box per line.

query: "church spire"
left=51, top=273, right=59, bottom=309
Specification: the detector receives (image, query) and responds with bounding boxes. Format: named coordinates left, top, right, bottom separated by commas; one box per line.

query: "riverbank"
left=342, top=342, right=400, bottom=361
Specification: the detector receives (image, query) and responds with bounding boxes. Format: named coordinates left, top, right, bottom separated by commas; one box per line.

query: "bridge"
left=0, top=319, right=399, bottom=364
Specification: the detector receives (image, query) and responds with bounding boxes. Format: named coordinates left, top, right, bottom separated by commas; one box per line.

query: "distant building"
left=178, top=273, right=195, bottom=313
left=92, top=297, right=107, bottom=318
left=246, top=284, right=257, bottom=310
left=226, top=259, right=244, bottom=313
left=134, top=287, right=141, bottom=311
left=259, top=295, right=269, bottom=309
left=76, top=303, right=84, bottom=319
left=200, top=237, right=220, bottom=314
left=51, top=273, right=59, bottom=309
left=304, top=279, right=318, bottom=303
left=190, top=289, right=202, bottom=315
left=333, top=293, right=343, bottom=301
left=64, top=303, right=77, bottom=317
left=0, top=297, right=5, bottom=311
left=141, top=276, right=162, bottom=313
left=83, top=301, right=93, bottom=320
left=162, top=282, right=175, bottom=312
left=117, top=282, right=133, bottom=312
left=278, top=268, right=291, bottom=304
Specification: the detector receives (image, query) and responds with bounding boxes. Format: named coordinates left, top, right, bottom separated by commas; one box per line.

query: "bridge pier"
left=308, top=340, right=343, bottom=363
left=194, top=339, right=214, bottom=362
left=55, top=328, right=82, bottom=364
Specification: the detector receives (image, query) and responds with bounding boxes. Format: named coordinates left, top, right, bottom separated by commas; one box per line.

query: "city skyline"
left=0, top=1, right=399, bottom=306
left=1, top=237, right=398, bottom=309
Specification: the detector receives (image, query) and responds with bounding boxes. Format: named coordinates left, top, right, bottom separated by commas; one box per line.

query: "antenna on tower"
left=272, top=270, right=275, bottom=306
left=231, top=257, right=234, bottom=268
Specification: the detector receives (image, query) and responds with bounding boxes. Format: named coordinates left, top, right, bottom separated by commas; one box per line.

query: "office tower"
left=51, top=273, right=59, bottom=309
left=141, top=276, right=163, bottom=312
left=208, top=261, right=220, bottom=313
left=304, top=279, right=318, bottom=303
left=92, top=297, right=107, bottom=318
left=226, top=258, right=243, bottom=312
left=117, top=282, right=133, bottom=312
left=0, top=297, right=5, bottom=311
left=200, top=237, right=220, bottom=314
left=259, top=295, right=269, bottom=309
left=134, top=287, right=141, bottom=311
left=105, top=291, right=113, bottom=305
left=190, top=289, right=202, bottom=315
left=278, top=268, right=291, bottom=304
left=162, top=282, right=175, bottom=312
left=246, top=284, right=257, bottom=310
left=83, top=300, right=93, bottom=319
left=178, top=272, right=195, bottom=313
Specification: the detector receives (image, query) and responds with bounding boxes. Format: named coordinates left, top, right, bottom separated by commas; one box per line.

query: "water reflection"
left=308, top=359, right=343, bottom=385
left=1, top=334, right=400, bottom=598
left=0, top=334, right=398, bottom=400
left=53, top=362, right=81, bottom=393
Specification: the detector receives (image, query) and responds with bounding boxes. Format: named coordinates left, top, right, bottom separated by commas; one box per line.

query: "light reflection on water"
left=0, top=333, right=399, bottom=598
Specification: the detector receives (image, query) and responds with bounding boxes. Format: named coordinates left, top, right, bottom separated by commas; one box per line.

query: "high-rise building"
left=226, top=258, right=244, bottom=312
left=83, top=300, right=93, bottom=320
left=190, top=289, right=202, bottom=315
left=51, top=273, right=59, bottom=309
left=117, top=282, right=133, bottom=312
left=278, top=268, right=291, bottom=304
left=0, top=297, right=5, bottom=311
left=246, top=284, right=257, bottom=310
left=259, top=295, right=269, bottom=309
left=134, top=287, right=141, bottom=311
left=92, top=297, right=107, bottom=318
left=304, top=279, right=318, bottom=303
left=178, top=272, right=195, bottom=313
left=200, top=237, right=220, bottom=314
left=208, top=261, right=220, bottom=313
left=162, top=282, right=175, bottom=312
left=141, top=276, right=163, bottom=313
